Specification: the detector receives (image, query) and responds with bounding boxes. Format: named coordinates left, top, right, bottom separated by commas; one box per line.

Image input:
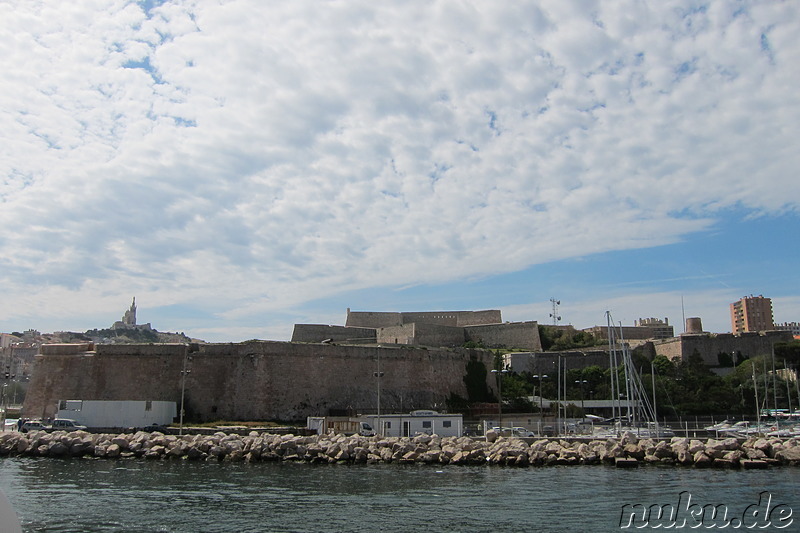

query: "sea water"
left=1, top=457, right=799, bottom=532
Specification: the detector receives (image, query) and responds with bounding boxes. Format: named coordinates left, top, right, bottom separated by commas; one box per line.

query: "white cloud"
left=1, top=1, right=798, bottom=341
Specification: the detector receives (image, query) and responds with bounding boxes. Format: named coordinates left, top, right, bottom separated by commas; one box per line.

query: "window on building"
left=443, top=421, right=452, bottom=428
left=422, top=421, right=432, bottom=428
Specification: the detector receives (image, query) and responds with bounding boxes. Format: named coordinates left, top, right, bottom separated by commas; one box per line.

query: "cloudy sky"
left=1, top=1, right=798, bottom=342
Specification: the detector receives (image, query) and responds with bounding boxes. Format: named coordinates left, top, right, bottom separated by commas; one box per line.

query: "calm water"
left=1, top=457, right=799, bottom=532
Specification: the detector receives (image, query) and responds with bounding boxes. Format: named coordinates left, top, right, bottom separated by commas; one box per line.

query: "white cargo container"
left=56, top=400, right=176, bottom=429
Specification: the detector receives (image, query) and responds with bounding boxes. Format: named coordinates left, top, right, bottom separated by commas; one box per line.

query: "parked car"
left=48, top=418, right=88, bottom=432
left=20, top=420, right=46, bottom=433
left=511, top=427, right=536, bottom=437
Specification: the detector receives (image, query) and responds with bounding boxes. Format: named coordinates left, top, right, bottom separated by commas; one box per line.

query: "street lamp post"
left=179, top=344, right=191, bottom=436
left=575, top=379, right=588, bottom=412
left=491, top=367, right=509, bottom=430
left=374, top=354, right=384, bottom=436
left=532, top=373, right=548, bottom=436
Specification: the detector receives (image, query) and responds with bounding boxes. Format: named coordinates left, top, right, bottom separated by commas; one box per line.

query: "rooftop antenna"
left=549, top=298, right=561, bottom=326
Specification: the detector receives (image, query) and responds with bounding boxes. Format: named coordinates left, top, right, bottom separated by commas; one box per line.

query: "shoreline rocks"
left=1, top=430, right=799, bottom=468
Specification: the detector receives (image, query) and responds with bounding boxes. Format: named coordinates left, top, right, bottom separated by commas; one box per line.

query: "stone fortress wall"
left=504, top=350, right=611, bottom=374
left=653, top=330, right=792, bottom=366
left=290, top=324, right=377, bottom=344
left=464, top=321, right=541, bottom=351
left=23, top=341, right=496, bottom=423
left=293, top=309, right=542, bottom=351
left=345, top=309, right=503, bottom=328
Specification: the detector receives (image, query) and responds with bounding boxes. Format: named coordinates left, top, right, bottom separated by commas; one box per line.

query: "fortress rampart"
left=653, top=330, right=792, bottom=365
left=345, top=309, right=502, bottom=328
left=290, top=324, right=377, bottom=344
left=23, top=341, right=495, bottom=422
left=296, top=309, right=541, bottom=350
left=504, top=350, right=610, bottom=374
left=465, top=321, right=541, bottom=350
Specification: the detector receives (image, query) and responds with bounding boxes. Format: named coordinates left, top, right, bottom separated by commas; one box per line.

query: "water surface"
left=2, top=458, right=798, bottom=532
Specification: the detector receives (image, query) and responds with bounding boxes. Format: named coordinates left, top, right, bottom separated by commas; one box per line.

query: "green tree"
left=717, top=352, right=734, bottom=367
left=775, top=341, right=800, bottom=368
left=463, top=355, right=493, bottom=402
left=651, top=355, right=674, bottom=375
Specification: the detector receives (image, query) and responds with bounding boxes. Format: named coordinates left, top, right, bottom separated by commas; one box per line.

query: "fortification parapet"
left=291, top=324, right=377, bottom=344
left=345, top=309, right=502, bottom=328
left=41, top=343, right=95, bottom=355
left=654, top=330, right=793, bottom=365
left=466, top=321, right=542, bottom=351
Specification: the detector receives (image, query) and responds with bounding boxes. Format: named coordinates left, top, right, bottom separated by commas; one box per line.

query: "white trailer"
left=364, top=410, right=463, bottom=438
left=56, top=400, right=176, bottom=429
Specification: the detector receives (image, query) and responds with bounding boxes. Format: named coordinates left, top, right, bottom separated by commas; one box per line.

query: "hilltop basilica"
left=111, top=297, right=152, bottom=331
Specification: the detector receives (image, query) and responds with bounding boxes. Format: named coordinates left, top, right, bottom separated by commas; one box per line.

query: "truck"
left=307, top=417, right=376, bottom=436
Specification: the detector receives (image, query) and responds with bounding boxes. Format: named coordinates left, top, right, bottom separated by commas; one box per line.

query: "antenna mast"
left=549, top=298, right=561, bottom=326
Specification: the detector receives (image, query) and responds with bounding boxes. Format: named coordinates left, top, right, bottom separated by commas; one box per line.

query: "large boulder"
left=687, top=440, right=705, bottom=454
left=774, top=446, right=800, bottom=464
left=623, top=443, right=645, bottom=460
left=693, top=451, right=712, bottom=468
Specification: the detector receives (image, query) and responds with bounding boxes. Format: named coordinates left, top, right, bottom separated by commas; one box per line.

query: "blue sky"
left=1, top=1, right=798, bottom=342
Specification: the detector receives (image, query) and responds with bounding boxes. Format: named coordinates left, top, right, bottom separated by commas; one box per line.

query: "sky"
left=1, top=1, right=799, bottom=343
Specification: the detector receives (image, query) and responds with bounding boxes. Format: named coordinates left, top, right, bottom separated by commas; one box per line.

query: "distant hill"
left=64, top=328, right=204, bottom=345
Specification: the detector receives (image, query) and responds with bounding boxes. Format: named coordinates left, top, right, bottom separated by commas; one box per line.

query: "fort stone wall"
left=465, top=321, right=542, bottom=351
left=23, top=341, right=495, bottom=423
left=24, top=343, right=188, bottom=420
left=345, top=309, right=502, bottom=328
left=377, top=323, right=467, bottom=347
left=345, top=311, right=403, bottom=328
left=290, top=324, right=376, bottom=344
left=377, top=324, right=416, bottom=345
left=504, top=350, right=610, bottom=374
left=654, top=330, right=792, bottom=365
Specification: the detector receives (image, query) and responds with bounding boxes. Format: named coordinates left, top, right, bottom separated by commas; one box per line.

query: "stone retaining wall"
left=2, top=430, right=799, bottom=468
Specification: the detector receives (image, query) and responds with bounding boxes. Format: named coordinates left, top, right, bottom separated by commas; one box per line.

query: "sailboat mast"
left=651, top=361, right=658, bottom=436
left=763, top=357, right=769, bottom=417
left=606, top=311, right=617, bottom=425
left=785, top=359, right=792, bottom=413
left=618, top=323, right=633, bottom=426
left=752, top=364, right=761, bottom=429
left=771, top=346, right=779, bottom=419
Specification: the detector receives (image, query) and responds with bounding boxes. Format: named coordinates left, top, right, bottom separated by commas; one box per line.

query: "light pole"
left=575, top=379, right=588, bottom=412
left=491, top=367, right=509, bottom=430
left=533, top=374, right=548, bottom=436
left=179, top=344, right=191, bottom=436
left=374, top=354, right=384, bottom=436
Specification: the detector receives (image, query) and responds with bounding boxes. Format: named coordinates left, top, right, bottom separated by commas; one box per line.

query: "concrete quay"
left=2, top=430, right=800, bottom=468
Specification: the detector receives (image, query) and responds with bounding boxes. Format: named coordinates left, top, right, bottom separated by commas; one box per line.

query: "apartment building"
left=729, top=295, right=774, bottom=333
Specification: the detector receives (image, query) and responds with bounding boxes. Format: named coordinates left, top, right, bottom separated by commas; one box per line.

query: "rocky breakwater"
left=2, top=429, right=800, bottom=468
